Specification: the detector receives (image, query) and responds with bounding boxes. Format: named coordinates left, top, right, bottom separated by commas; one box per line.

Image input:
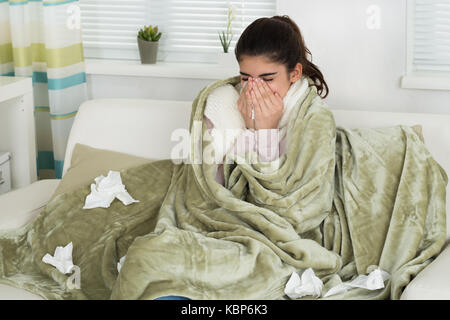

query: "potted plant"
left=217, top=4, right=238, bottom=68
left=137, top=25, right=162, bottom=64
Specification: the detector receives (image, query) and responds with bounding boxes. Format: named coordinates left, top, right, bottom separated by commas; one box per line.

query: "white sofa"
left=0, top=98, right=449, bottom=300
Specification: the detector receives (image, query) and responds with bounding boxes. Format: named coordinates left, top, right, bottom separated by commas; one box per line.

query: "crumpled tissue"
left=42, top=242, right=75, bottom=274
left=117, top=255, right=126, bottom=273
left=284, top=268, right=323, bottom=299
left=83, top=170, right=139, bottom=209
left=284, top=266, right=391, bottom=299
left=324, top=266, right=391, bottom=298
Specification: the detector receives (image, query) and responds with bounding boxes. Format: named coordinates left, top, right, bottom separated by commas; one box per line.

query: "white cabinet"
left=0, top=76, right=37, bottom=190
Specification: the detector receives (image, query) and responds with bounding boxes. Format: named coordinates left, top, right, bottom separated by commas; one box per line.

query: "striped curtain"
left=0, top=0, right=87, bottom=179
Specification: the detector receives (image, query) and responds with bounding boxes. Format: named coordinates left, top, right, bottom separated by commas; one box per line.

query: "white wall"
left=86, top=74, right=213, bottom=102
left=86, top=0, right=450, bottom=115
left=278, top=0, right=450, bottom=114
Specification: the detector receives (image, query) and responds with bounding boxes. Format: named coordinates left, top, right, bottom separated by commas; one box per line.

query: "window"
left=402, top=0, right=450, bottom=90
left=80, top=0, right=277, bottom=63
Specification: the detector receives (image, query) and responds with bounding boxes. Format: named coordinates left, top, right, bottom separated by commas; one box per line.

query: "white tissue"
left=42, top=242, right=75, bottom=274
left=348, top=267, right=390, bottom=289
left=284, top=268, right=323, bottom=299
left=324, top=266, right=390, bottom=298
left=83, top=170, right=139, bottom=209
left=117, top=255, right=126, bottom=273
left=323, top=283, right=351, bottom=298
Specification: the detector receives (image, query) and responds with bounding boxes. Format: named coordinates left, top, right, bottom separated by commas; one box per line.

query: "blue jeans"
left=154, top=295, right=191, bottom=300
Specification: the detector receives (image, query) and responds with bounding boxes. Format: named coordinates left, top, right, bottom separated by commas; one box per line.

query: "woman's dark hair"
left=235, top=15, right=329, bottom=98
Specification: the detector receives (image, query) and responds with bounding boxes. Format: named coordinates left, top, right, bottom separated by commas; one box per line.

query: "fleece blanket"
left=0, top=75, right=447, bottom=300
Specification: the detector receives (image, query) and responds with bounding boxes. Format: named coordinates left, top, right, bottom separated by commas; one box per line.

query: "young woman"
left=203, top=15, right=329, bottom=186
left=155, top=14, right=330, bottom=300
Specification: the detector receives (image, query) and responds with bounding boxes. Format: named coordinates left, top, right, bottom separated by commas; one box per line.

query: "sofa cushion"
left=50, top=143, right=155, bottom=201
left=400, top=243, right=450, bottom=299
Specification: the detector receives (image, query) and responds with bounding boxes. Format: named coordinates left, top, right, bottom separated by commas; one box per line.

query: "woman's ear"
left=290, top=63, right=303, bottom=82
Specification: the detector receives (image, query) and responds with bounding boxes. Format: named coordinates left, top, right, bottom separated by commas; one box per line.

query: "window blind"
left=79, top=0, right=148, bottom=60
left=79, top=0, right=277, bottom=63
left=412, top=0, right=450, bottom=73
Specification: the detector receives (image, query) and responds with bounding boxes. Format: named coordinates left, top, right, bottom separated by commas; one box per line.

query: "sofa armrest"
left=0, top=179, right=60, bottom=230
left=400, top=242, right=450, bottom=299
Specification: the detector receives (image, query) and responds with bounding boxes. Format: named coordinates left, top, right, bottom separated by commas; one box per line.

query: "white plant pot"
left=218, top=52, right=239, bottom=69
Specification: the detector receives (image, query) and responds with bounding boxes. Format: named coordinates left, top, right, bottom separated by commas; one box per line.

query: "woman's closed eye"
left=241, top=78, right=273, bottom=82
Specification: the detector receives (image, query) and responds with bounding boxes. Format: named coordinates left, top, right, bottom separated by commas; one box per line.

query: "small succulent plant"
left=138, top=25, right=162, bottom=42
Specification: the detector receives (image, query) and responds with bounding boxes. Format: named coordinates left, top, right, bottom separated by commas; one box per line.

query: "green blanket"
left=0, top=75, right=447, bottom=300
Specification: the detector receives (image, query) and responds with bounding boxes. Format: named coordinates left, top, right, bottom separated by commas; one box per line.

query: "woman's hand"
left=249, top=78, right=284, bottom=130
left=237, top=80, right=255, bottom=130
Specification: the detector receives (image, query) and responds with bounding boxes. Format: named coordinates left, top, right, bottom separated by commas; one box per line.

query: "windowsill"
left=401, top=73, right=450, bottom=91
left=84, top=59, right=240, bottom=80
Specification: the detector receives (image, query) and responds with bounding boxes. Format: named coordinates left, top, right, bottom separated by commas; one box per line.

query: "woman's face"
left=238, top=54, right=302, bottom=99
